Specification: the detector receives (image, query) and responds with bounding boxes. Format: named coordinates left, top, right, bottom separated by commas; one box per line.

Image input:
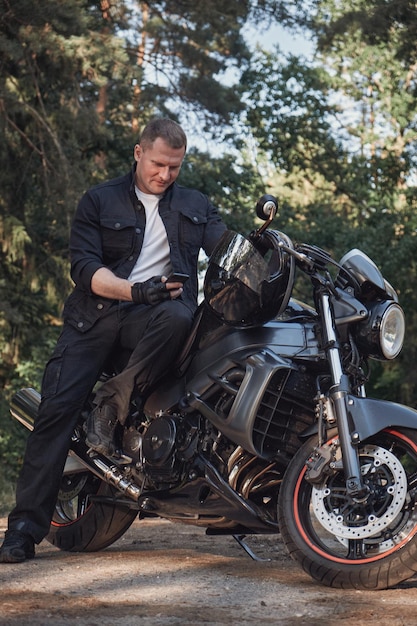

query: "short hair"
left=139, top=118, right=187, bottom=151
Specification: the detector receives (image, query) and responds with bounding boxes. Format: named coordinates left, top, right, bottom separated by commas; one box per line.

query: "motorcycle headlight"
left=355, top=302, right=405, bottom=360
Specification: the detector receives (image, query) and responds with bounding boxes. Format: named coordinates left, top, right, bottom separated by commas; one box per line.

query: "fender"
left=301, top=394, right=417, bottom=442
left=347, top=395, right=417, bottom=442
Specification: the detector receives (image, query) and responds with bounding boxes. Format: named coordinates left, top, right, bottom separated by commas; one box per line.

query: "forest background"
left=1, top=0, right=417, bottom=506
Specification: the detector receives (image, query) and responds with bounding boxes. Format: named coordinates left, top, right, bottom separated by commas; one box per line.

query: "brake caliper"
left=305, top=439, right=340, bottom=485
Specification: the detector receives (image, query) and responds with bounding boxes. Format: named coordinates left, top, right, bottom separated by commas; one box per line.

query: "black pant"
left=8, top=299, right=193, bottom=543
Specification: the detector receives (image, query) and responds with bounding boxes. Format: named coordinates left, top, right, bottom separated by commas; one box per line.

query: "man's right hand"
left=131, top=276, right=171, bottom=306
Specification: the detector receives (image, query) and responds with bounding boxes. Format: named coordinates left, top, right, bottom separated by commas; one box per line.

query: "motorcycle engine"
left=123, top=414, right=199, bottom=485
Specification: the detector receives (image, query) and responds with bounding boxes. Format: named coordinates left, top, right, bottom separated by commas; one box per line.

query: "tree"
left=0, top=0, right=129, bottom=391
left=241, top=2, right=417, bottom=403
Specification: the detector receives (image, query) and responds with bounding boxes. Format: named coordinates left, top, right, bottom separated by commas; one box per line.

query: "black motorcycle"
left=10, top=195, right=417, bottom=590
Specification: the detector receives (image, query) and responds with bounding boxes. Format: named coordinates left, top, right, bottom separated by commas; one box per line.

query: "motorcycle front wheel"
left=46, top=470, right=138, bottom=552
left=278, top=428, right=417, bottom=590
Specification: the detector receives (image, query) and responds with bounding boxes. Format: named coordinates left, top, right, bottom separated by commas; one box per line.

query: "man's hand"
left=131, top=276, right=172, bottom=306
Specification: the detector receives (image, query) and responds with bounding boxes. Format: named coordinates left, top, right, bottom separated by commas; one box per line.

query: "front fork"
left=318, top=293, right=367, bottom=499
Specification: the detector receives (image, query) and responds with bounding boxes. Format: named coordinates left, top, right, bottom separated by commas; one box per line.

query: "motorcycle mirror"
left=256, top=194, right=278, bottom=221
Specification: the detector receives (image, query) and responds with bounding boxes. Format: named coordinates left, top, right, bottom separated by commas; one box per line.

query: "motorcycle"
left=10, top=195, right=417, bottom=590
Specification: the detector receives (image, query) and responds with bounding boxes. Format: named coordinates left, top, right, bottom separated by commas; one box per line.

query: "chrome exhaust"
left=9, top=387, right=40, bottom=431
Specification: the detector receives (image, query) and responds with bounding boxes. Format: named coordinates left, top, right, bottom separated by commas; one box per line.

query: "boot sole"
left=0, top=550, right=35, bottom=563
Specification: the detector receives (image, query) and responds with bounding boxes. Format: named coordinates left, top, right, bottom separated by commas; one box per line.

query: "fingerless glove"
left=131, top=276, right=171, bottom=306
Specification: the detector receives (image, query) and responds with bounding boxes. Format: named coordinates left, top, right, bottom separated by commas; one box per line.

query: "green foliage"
left=179, top=148, right=264, bottom=233
left=0, top=392, right=28, bottom=494
left=240, top=2, right=417, bottom=405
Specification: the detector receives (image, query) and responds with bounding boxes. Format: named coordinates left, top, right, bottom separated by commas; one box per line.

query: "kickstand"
left=232, top=534, right=271, bottom=562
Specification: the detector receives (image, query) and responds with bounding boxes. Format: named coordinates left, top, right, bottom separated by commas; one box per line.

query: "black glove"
left=131, top=276, right=171, bottom=306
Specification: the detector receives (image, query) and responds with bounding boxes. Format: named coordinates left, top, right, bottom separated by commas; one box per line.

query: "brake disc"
left=311, top=444, right=408, bottom=539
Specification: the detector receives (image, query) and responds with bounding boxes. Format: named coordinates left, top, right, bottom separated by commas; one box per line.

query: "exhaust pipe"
left=10, top=388, right=141, bottom=501
left=10, top=388, right=89, bottom=474
left=9, top=387, right=40, bottom=431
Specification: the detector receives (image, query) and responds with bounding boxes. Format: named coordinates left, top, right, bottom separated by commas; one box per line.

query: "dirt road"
left=1, top=516, right=417, bottom=625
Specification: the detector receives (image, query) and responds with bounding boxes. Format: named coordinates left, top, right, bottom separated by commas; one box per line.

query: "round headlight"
left=355, top=302, right=405, bottom=360
left=380, top=303, right=405, bottom=359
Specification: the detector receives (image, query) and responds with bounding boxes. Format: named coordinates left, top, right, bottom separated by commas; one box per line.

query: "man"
left=0, top=118, right=226, bottom=563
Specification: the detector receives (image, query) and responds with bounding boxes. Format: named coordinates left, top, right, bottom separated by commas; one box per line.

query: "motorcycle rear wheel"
left=278, top=428, right=417, bottom=589
left=46, top=471, right=137, bottom=552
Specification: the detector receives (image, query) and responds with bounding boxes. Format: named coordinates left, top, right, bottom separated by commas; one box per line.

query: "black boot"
left=0, top=530, right=35, bottom=563
left=86, top=404, right=118, bottom=455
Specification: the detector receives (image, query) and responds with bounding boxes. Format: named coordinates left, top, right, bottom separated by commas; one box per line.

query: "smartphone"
left=167, top=272, right=189, bottom=284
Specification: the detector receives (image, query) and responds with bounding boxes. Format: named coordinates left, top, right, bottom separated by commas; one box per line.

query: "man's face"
left=134, top=137, right=186, bottom=195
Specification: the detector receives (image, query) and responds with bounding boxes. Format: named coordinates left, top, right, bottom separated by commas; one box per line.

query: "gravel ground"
left=1, top=516, right=417, bottom=625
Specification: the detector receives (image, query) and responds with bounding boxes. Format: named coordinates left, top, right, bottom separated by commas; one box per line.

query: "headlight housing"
left=355, top=302, right=405, bottom=360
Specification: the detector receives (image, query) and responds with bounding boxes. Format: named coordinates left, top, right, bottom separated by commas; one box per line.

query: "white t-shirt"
left=128, top=188, right=172, bottom=283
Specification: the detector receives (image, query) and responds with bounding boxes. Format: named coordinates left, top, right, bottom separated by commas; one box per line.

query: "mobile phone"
left=167, top=272, right=189, bottom=284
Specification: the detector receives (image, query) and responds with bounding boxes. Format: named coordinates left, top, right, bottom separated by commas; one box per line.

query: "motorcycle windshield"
left=337, top=248, right=398, bottom=301
left=204, top=231, right=273, bottom=325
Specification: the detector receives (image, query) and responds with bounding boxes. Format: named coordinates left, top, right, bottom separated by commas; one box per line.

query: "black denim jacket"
left=63, top=166, right=226, bottom=332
